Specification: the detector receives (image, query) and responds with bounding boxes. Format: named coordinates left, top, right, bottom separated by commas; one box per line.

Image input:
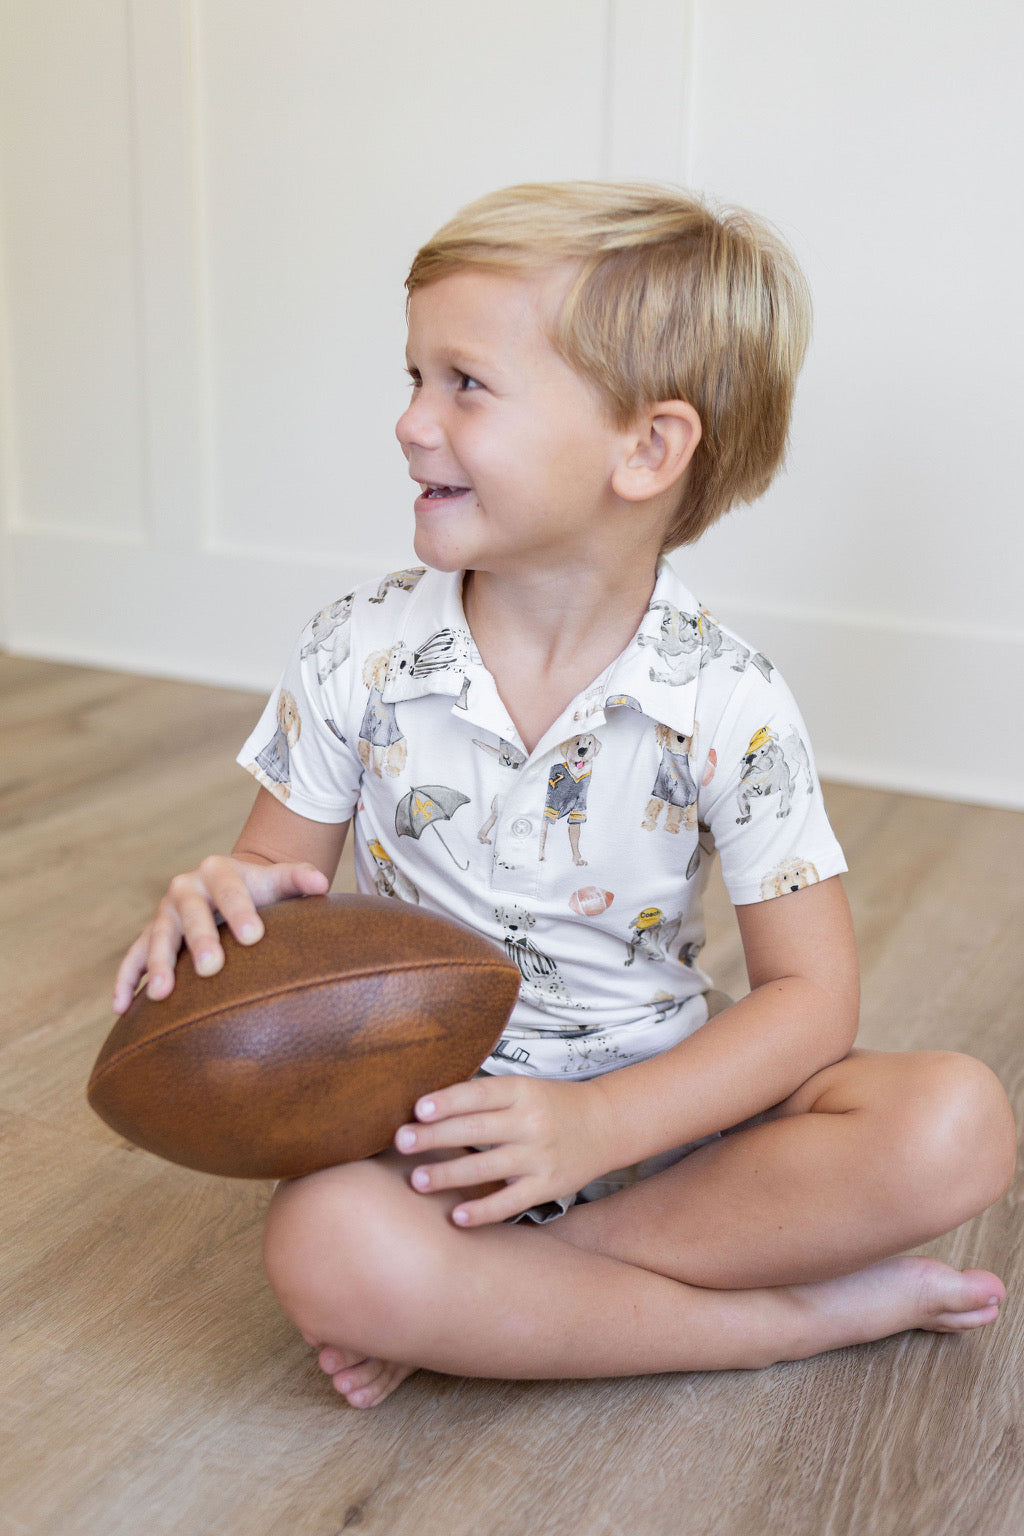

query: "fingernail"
left=195, top=952, right=223, bottom=977
left=412, top=1168, right=430, bottom=1190
left=452, top=1208, right=470, bottom=1225
left=239, top=922, right=263, bottom=944
left=417, top=1099, right=436, bottom=1119
left=395, top=1127, right=416, bottom=1151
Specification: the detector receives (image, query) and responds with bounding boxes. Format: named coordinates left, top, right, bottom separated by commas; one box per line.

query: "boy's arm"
left=113, top=788, right=348, bottom=1012
left=398, top=876, right=859, bottom=1225
left=232, top=783, right=350, bottom=872
left=588, top=874, right=860, bottom=1168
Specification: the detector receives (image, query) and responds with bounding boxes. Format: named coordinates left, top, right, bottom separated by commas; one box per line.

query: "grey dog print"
left=736, top=726, right=812, bottom=823
left=642, top=724, right=698, bottom=833
left=637, top=601, right=702, bottom=686
left=300, top=594, right=354, bottom=683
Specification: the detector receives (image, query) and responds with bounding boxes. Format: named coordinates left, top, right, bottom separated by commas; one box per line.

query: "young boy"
left=115, top=182, right=1016, bottom=1410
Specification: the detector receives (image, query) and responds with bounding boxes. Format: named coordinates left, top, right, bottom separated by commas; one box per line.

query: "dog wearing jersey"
left=642, top=724, right=698, bottom=834
left=539, top=733, right=602, bottom=866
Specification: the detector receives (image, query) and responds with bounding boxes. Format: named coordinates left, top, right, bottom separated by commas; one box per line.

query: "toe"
left=948, top=1268, right=1004, bottom=1315
left=922, top=1266, right=1005, bottom=1332
left=333, top=1357, right=386, bottom=1395
left=345, top=1363, right=414, bottom=1408
left=963, top=1269, right=1005, bottom=1306
left=931, top=1301, right=1001, bottom=1332
left=318, top=1345, right=364, bottom=1376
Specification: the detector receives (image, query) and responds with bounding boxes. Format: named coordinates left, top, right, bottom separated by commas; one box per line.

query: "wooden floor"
left=2, top=651, right=1022, bottom=1536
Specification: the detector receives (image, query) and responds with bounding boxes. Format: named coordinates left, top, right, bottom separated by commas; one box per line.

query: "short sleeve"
left=699, top=664, right=847, bottom=905
left=236, top=605, right=363, bottom=824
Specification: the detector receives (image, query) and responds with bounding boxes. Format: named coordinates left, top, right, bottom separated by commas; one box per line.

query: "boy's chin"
left=412, top=530, right=466, bottom=574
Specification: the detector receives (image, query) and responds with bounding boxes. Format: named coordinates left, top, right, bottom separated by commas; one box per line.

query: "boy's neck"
left=461, top=559, right=662, bottom=754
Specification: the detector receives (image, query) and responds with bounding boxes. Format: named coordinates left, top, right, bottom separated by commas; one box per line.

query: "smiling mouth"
left=419, top=483, right=470, bottom=499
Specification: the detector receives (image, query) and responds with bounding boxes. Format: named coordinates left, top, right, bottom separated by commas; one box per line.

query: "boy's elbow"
left=816, top=977, right=860, bottom=1063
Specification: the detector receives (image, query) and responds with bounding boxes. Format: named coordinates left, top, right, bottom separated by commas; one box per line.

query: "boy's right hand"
left=112, top=856, right=330, bottom=1014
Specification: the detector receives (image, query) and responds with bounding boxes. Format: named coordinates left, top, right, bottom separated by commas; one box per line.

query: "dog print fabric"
left=540, top=734, right=601, bottom=865
left=238, top=563, right=846, bottom=1080
left=247, top=690, right=301, bottom=800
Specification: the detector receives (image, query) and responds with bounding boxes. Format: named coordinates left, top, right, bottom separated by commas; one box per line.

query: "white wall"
left=1, top=0, right=1021, bottom=807
left=0, top=0, right=691, bottom=679
left=678, top=0, right=1024, bottom=808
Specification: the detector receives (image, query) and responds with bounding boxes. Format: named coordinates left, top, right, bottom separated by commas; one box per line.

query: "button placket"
left=489, top=763, right=548, bottom=896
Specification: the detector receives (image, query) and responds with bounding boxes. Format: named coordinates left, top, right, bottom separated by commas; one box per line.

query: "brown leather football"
left=88, top=894, right=520, bottom=1179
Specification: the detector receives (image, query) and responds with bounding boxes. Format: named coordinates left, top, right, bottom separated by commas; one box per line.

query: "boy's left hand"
left=393, top=1075, right=610, bottom=1226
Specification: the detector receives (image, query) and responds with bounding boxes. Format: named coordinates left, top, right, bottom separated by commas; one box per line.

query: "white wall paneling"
left=0, top=0, right=1021, bottom=807
left=0, top=0, right=146, bottom=546
left=675, top=0, right=1024, bottom=808
left=0, top=0, right=691, bottom=689
left=126, top=0, right=205, bottom=552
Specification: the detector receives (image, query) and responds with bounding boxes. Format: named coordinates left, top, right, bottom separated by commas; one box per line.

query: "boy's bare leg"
left=266, top=1146, right=1003, bottom=1409
left=555, top=1048, right=1017, bottom=1288
left=264, top=1049, right=1013, bottom=1408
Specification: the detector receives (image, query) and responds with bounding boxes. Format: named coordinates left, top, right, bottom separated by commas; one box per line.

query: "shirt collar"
left=379, top=568, right=475, bottom=703
left=601, top=561, right=703, bottom=737
left=379, top=562, right=705, bottom=738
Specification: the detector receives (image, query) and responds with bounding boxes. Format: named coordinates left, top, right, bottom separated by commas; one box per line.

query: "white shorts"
left=490, top=989, right=737, bottom=1225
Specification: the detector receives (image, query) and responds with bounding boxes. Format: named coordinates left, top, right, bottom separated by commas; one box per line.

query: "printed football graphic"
left=569, top=886, right=615, bottom=917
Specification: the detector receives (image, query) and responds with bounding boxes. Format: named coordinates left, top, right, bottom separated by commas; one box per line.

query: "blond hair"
left=406, top=182, right=811, bottom=548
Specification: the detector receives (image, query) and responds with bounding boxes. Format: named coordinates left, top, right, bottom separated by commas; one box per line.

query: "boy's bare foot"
left=783, top=1256, right=1004, bottom=1360
left=307, top=1338, right=418, bottom=1408
left=297, top=1257, right=1003, bottom=1403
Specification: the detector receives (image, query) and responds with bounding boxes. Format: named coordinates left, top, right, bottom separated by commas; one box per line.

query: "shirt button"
left=510, top=817, right=533, bottom=838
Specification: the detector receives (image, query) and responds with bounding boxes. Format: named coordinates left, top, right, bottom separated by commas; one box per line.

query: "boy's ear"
left=612, top=402, right=702, bottom=503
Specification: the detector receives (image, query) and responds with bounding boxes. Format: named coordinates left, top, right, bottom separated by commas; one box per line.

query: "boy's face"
left=397, top=266, right=635, bottom=578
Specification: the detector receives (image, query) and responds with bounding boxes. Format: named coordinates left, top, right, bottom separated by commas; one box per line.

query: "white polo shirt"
left=238, top=562, right=847, bottom=1080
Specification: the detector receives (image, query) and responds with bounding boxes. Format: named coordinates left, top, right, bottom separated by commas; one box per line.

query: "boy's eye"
left=456, top=372, right=482, bottom=392
left=405, top=368, right=421, bottom=389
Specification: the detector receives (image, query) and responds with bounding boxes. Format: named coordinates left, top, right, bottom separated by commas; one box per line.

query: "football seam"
left=89, top=956, right=518, bottom=1088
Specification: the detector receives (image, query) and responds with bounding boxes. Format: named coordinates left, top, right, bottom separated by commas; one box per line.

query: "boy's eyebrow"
left=406, top=343, right=504, bottom=377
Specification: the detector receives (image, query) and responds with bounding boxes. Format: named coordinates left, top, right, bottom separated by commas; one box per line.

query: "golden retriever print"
left=249, top=689, right=301, bottom=802
left=642, top=724, right=698, bottom=834
left=539, top=733, right=602, bottom=866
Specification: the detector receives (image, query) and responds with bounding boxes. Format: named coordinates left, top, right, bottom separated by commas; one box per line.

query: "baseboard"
left=4, top=529, right=1022, bottom=811
left=713, top=598, right=1024, bottom=812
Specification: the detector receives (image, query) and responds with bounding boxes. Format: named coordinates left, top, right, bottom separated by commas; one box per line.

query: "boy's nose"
left=395, top=393, right=443, bottom=454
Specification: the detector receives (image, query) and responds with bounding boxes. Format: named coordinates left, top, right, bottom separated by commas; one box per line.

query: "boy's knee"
left=898, top=1051, right=1017, bottom=1217
left=263, top=1158, right=428, bottom=1340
